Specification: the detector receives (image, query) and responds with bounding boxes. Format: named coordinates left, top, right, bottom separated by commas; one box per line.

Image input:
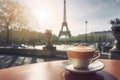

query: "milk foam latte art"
left=67, top=46, right=100, bottom=69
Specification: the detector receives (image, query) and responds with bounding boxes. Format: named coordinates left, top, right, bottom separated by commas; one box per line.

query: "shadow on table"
left=61, top=71, right=117, bottom=80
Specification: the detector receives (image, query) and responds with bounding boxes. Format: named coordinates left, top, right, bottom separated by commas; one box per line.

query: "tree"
left=0, top=0, right=36, bottom=45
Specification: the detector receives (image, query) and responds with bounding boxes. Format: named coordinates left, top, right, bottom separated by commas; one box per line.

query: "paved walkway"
left=0, top=55, right=44, bottom=69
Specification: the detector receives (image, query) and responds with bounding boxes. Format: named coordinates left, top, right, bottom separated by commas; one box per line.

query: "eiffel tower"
left=59, top=0, right=71, bottom=39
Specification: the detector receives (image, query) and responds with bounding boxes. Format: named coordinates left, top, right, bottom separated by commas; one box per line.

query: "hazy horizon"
left=23, top=0, right=120, bottom=36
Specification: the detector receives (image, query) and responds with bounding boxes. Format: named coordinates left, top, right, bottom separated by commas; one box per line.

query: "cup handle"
left=91, top=51, right=101, bottom=63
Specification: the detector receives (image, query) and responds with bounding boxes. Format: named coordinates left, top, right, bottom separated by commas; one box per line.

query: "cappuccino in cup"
left=67, top=46, right=100, bottom=69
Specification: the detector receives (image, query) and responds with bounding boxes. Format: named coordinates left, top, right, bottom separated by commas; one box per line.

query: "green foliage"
left=0, top=28, right=112, bottom=45
left=0, top=29, right=58, bottom=45
left=68, top=33, right=109, bottom=44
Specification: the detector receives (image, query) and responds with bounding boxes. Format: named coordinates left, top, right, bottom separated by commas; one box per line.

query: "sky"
left=24, top=0, right=120, bottom=36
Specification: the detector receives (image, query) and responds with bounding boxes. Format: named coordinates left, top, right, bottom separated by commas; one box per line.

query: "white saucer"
left=60, top=60, right=105, bottom=73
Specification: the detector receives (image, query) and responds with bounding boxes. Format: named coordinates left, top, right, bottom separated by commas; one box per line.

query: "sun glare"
left=39, top=10, right=48, bottom=21
left=27, top=0, right=59, bottom=33
left=32, top=9, right=50, bottom=23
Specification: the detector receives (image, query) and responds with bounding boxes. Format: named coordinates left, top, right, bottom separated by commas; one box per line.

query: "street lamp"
left=85, top=21, right=88, bottom=43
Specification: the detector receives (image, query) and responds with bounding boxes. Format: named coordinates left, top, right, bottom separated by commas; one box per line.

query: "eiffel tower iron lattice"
left=59, top=0, right=71, bottom=39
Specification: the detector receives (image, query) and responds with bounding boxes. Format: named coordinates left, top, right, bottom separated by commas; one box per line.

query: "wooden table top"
left=0, top=59, right=119, bottom=80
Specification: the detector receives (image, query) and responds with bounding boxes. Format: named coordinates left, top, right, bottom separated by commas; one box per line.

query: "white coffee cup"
left=67, top=46, right=101, bottom=69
